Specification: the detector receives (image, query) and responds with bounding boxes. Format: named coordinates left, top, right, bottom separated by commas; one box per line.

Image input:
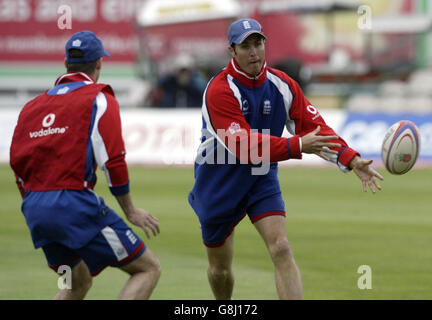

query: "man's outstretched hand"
left=349, top=156, right=384, bottom=194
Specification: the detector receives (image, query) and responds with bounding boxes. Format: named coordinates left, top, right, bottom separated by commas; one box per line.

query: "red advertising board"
left=0, top=0, right=144, bottom=63
left=0, top=0, right=417, bottom=67
left=0, top=0, right=321, bottom=66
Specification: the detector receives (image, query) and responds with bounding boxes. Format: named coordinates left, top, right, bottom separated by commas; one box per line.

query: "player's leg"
left=118, top=247, right=161, bottom=300
left=42, top=242, right=92, bottom=300
left=202, top=213, right=248, bottom=299
left=253, top=215, right=303, bottom=300
left=247, top=170, right=303, bottom=299
left=54, top=261, right=93, bottom=300
left=77, top=220, right=161, bottom=300
left=206, top=231, right=235, bottom=300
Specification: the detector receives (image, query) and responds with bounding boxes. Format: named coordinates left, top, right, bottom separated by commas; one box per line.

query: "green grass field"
left=0, top=164, right=431, bottom=300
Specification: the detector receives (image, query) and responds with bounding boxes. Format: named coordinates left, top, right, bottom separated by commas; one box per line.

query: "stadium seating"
left=345, top=68, right=432, bottom=113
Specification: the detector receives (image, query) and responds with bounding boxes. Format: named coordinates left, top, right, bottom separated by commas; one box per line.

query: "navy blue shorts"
left=200, top=173, right=286, bottom=248
left=42, top=219, right=146, bottom=277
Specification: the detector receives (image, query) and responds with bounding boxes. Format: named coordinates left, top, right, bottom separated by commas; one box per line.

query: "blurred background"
left=1, top=0, right=431, bottom=166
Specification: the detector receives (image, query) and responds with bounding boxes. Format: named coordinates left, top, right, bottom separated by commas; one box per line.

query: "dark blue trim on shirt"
left=46, top=82, right=88, bottom=95
left=286, top=138, right=292, bottom=158
left=84, top=99, right=98, bottom=185
left=110, top=182, right=130, bottom=196
left=337, top=146, right=349, bottom=164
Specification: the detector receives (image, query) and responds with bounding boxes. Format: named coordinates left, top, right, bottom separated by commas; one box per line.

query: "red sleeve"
left=277, top=71, right=360, bottom=169
left=96, top=90, right=129, bottom=195
left=205, top=75, right=302, bottom=164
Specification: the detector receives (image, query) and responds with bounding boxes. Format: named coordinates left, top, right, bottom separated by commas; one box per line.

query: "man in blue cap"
left=188, top=18, right=383, bottom=299
left=10, top=31, right=161, bottom=299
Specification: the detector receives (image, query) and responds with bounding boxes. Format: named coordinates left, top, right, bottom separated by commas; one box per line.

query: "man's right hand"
left=301, top=126, right=341, bottom=157
left=126, top=207, right=160, bottom=239
left=116, top=193, right=160, bottom=239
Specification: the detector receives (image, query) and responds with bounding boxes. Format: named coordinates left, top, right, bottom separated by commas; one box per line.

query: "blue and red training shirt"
left=10, top=72, right=130, bottom=248
left=189, top=58, right=360, bottom=223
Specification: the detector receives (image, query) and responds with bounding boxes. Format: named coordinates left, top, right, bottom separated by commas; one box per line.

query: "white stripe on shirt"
left=266, top=71, right=295, bottom=135
left=201, top=77, right=239, bottom=157
left=91, top=92, right=112, bottom=186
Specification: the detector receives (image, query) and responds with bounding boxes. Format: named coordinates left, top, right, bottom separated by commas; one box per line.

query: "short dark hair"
left=230, top=35, right=265, bottom=54
left=66, top=49, right=98, bottom=74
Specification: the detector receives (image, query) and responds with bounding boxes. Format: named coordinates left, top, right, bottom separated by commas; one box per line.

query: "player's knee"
left=71, top=272, right=92, bottom=295
left=148, top=256, right=162, bottom=280
left=208, top=263, right=231, bottom=278
left=131, top=251, right=161, bottom=280
left=67, top=262, right=92, bottom=295
left=268, top=238, right=294, bottom=262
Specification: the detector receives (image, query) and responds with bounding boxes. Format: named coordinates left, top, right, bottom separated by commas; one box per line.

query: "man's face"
left=229, top=34, right=265, bottom=76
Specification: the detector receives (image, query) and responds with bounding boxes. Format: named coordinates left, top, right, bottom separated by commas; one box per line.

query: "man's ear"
left=228, top=45, right=236, bottom=58
left=96, top=58, right=102, bottom=70
left=64, top=59, right=68, bottom=69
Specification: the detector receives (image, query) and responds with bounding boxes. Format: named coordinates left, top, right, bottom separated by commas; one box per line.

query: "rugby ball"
left=381, top=120, right=421, bottom=175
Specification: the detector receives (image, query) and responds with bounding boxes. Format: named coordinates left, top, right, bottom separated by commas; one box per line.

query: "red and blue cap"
left=65, top=30, right=111, bottom=63
left=228, top=18, right=266, bottom=45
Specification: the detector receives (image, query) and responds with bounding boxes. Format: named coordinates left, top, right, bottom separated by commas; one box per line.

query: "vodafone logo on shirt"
left=29, top=113, right=69, bottom=139
left=307, top=105, right=321, bottom=120
left=42, top=113, right=56, bottom=127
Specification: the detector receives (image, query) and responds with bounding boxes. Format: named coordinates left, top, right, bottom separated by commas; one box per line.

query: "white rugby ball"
left=381, top=120, right=421, bottom=175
